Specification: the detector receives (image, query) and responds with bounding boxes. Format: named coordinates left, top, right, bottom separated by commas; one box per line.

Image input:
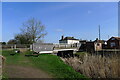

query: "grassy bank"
left=29, top=54, right=86, bottom=78
left=2, top=50, right=86, bottom=79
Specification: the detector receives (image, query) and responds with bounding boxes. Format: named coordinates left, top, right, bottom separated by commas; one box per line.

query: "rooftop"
left=108, top=37, right=120, bottom=41
left=59, top=36, right=79, bottom=41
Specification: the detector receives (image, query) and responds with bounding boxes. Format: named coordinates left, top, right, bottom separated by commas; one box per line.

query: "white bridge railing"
left=53, top=43, right=81, bottom=49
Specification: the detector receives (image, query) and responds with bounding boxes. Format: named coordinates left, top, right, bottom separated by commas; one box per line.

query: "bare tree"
left=20, top=18, right=47, bottom=43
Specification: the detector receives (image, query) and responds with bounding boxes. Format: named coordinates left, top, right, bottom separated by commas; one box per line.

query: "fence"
left=2, top=44, right=31, bottom=49
left=93, top=49, right=120, bottom=57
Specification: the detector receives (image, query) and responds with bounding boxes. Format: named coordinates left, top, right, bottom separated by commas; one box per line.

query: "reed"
left=62, top=54, right=120, bottom=78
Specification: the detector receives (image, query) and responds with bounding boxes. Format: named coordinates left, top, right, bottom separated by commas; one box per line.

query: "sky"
left=2, top=2, right=118, bottom=43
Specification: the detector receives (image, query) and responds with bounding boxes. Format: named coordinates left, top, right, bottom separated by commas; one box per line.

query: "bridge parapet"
left=53, top=43, right=81, bottom=49
left=32, top=43, right=81, bottom=53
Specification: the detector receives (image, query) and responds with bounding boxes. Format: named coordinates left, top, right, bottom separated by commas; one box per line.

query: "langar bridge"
left=32, top=43, right=81, bottom=57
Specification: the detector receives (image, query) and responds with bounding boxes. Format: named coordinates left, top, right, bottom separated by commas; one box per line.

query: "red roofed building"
left=107, top=37, right=120, bottom=49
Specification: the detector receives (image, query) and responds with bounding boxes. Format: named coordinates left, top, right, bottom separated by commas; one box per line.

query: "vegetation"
left=29, top=54, right=86, bottom=79
left=2, top=50, right=20, bottom=65
left=16, top=18, right=47, bottom=44
left=7, top=39, right=17, bottom=44
left=7, top=18, right=47, bottom=44
left=62, top=52, right=120, bottom=78
left=75, top=52, right=88, bottom=55
left=15, top=33, right=33, bottom=44
left=2, top=50, right=86, bottom=79
left=0, top=42, right=6, bottom=45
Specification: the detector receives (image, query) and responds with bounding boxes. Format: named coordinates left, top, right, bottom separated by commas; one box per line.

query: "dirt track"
left=3, top=52, right=52, bottom=78
left=4, top=64, right=52, bottom=78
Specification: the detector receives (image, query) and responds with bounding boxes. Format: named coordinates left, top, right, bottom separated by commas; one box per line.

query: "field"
left=2, top=50, right=86, bottom=79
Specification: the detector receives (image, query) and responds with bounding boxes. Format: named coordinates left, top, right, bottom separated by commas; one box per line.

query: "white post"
left=30, top=45, right=32, bottom=50
left=14, top=45, right=16, bottom=49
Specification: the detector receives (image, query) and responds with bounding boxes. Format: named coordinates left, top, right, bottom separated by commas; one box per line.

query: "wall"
left=94, top=43, right=102, bottom=51
left=33, top=43, right=54, bottom=52
left=59, top=40, right=79, bottom=44
left=67, top=40, right=79, bottom=44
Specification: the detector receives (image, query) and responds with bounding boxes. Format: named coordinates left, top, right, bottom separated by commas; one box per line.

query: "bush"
left=24, top=50, right=39, bottom=57
left=9, top=49, right=20, bottom=56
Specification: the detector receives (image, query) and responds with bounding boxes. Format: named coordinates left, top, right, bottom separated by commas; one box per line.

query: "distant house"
left=94, top=38, right=107, bottom=51
left=107, top=37, right=120, bottom=49
left=79, top=38, right=107, bottom=52
left=59, top=36, right=79, bottom=44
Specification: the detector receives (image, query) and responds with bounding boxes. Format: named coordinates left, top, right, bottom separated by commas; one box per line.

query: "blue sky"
left=2, top=2, right=118, bottom=43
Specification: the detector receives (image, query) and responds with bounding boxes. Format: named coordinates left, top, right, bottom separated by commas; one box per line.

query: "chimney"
left=96, top=38, right=98, bottom=41
left=62, top=35, right=64, bottom=40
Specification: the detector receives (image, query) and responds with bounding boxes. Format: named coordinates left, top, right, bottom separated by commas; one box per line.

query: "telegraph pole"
left=108, top=35, right=109, bottom=39
left=99, top=25, right=101, bottom=40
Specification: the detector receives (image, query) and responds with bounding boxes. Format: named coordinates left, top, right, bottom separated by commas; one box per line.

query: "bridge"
left=32, top=43, right=81, bottom=55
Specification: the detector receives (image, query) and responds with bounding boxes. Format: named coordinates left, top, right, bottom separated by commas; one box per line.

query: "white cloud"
left=55, top=29, right=63, bottom=32
left=87, top=10, right=92, bottom=14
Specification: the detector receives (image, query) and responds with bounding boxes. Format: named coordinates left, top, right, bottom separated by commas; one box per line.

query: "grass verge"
left=28, top=54, right=86, bottom=79
left=2, top=50, right=87, bottom=79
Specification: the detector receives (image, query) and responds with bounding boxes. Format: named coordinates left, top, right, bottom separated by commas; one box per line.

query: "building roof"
left=93, top=38, right=106, bottom=43
left=79, top=40, right=87, bottom=42
left=112, top=37, right=120, bottom=40
left=94, top=40, right=106, bottom=43
left=108, top=37, right=120, bottom=41
left=59, top=37, right=79, bottom=41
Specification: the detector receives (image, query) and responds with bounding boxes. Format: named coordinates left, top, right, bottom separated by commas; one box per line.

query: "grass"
left=29, top=54, right=86, bottom=79
left=2, top=50, right=20, bottom=65
left=62, top=52, right=120, bottom=78
left=2, top=50, right=86, bottom=79
left=75, top=52, right=88, bottom=55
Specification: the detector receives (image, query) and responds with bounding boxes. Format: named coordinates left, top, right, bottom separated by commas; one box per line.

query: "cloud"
left=87, top=10, right=92, bottom=14
left=55, top=29, right=63, bottom=32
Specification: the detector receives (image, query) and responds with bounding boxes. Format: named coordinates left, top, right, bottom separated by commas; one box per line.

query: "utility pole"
left=99, top=25, right=101, bottom=40
left=108, top=35, right=109, bottom=39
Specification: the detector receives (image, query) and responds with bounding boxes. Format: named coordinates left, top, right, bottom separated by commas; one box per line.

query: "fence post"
left=30, top=45, right=32, bottom=50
